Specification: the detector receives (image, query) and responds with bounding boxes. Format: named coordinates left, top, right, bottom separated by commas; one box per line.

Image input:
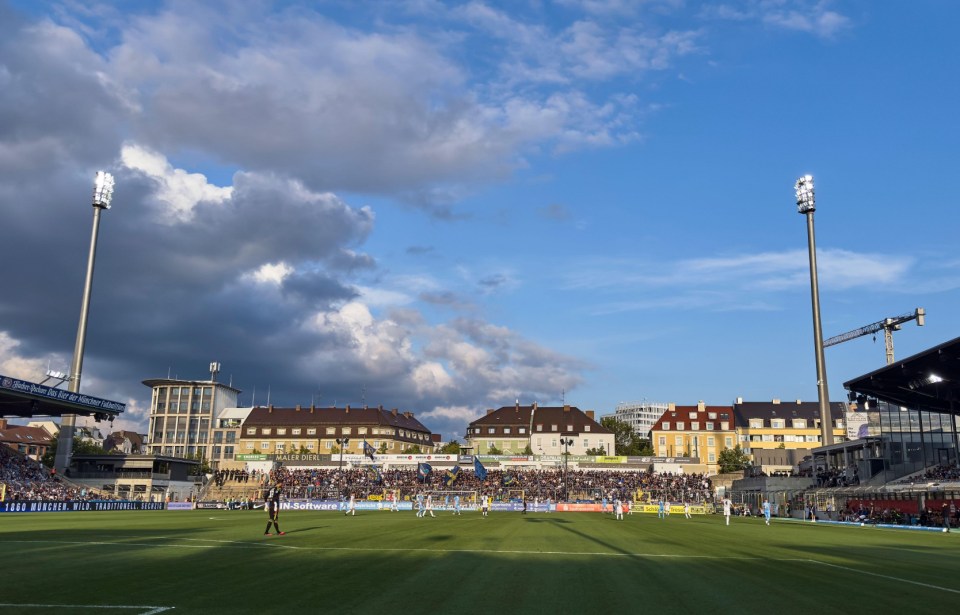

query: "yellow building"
left=732, top=398, right=847, bottom=458
left=650, top=402, right=736, bottom=474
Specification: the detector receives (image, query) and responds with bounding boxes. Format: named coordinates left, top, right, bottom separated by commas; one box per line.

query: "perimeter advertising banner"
left=845, top=411, right=870, bottom=439
left=0, top=500, right=165, bottom=513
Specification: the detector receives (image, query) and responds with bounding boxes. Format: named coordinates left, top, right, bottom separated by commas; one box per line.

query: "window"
left=835, top=419, right=844, bottom=429
left=675, top=436, right=682, bottom=446
left=307, top=428, right=316, bottom=435
left=226, top=432, right=236, bottom=444
left=342, top=428, right=352, bottom=435
left=536, top=438, right=542, bottom=447
left=275, top=442, right=285, bottom=450
left=262, top=428, right=271, bottom=436
left=584, top=425, right=590, bottom=432
left=551, top=439, right=557, bottom=448
left=771, top=419, right=785, bottom=429
left=245, top=442, right=254, bottom=450
left=519, top=427, right=526, bottom=434
left=357, top=427, right=367, bottom=434
left=307, top=442, right=315, bottom=450
left=536, top=425, right=543, bottom=431
left=475, top=428, right=481, bottom=434
left=691, top=422, right=700, bottom=430
left=213, top=432, right=223, bottom=443
left=260, top=442, right=269, bottom=449
left=708, top=412, right=717, bottom=419
left=676, top=422, right=685, bottom=430
left=721, top=422, right=730, bottom=430
left=504, top=428, right=511, bottom=434
left=488, top=427, right=496, bottom=434
left=707, top=437, right=715, bottom=446
left=806, top=435, right=819, bottom=442
left=749, top=419, right=763, bottom=429
left=551, top=425, right=558, bottom=432
left=663, top=422, right=671, bottom=430
left=689, top=412, right=697, bottom=419
left=659, top=436, right=666, bottom=446
left=325, top=441, right=333, bottom=449
left=708, top=453, right=716, bottom=462
left=725, top=437, right=733, bottom=447
left=276, top=428, right=286, bottom=435
left=705, top=422, right=714, bottom=430
left=567, top=425, right=573, bottom=432
left=326, top=427, right=336, bottom=435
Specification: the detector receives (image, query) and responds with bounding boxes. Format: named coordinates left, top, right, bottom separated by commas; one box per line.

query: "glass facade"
left=873, top=401, right=959, bottom=480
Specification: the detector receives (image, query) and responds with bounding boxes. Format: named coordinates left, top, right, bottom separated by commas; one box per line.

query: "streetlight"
left=54, top=171, right=116, bottom=474
left=336, top=438, right=350, bottom=470
left=795, top=174, right=833, bottom=447
left=560, top=437, right=574, bottom=502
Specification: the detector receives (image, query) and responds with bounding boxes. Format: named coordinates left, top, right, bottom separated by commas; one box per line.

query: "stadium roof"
left=0, top=373, right=125, bottom=420
left=844, top=335, right=960, bottom=415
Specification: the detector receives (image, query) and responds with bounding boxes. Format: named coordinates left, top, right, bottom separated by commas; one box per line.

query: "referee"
left=264, top=482, right=285, bottom=536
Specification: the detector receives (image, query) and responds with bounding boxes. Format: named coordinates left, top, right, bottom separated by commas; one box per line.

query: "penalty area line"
left=803, top=559, right=960, bottom=595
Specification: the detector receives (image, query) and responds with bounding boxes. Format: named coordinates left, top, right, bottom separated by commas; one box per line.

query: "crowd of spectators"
left=894, top=463, right=960, bottom=485
left=225, top=466, right=713, bottom=504
left=816, top=465, right=859, bottom=488
left=0, top=446, right=103, bottom=501
left=212, top=468, right=268, bottom=487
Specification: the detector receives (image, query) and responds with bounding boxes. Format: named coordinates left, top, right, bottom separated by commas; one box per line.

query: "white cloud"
left=0, top=331, right=62, bottom=382
left=243, top=262, right=294, bottom=286
left=121, top=143, right=232, bottom=221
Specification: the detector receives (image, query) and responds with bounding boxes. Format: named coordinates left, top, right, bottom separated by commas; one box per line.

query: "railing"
left=70, top=471, right=172, bottom=480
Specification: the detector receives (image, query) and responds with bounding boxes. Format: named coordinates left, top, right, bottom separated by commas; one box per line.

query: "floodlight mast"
left=54, top=171, right=116, bottom=474
left=795, top=174, right=833, bottom=447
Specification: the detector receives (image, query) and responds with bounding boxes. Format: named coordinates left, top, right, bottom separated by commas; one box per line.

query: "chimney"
left=379, top=404, right=383, bottom=411
left=0, top=418, right=6, bottom=429
left=296, top=405, right=301, bottom=412
left=404, top=411, right=412, bottom=419
left=515, top=400, right=520, bottom=411
left=268, top=405, right=273, bottom=413
left=533, top=402, right=538, bottom=410
left=487, top=409, right=495, bottom=415
left=735, top=397, right=743, bottom=405
left=310, top=404, right=315, bottom=413
left=345, top=405, right=350, bottom=414
left=668, top=402, right=676, bottom=411
left=796, top=399, right=802, bottom=404
left=772, top=399, right=781, bottom=405
left=392, top=408, right=398, bottom=416
left=697, top=400, right=705, bottom=411
left=585, top=410, right=595, bottom=421
left=563, top=404, right=570, bottom=413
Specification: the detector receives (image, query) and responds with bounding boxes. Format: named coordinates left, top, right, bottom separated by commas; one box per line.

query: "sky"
left=1, top=0, right=958, bottom=443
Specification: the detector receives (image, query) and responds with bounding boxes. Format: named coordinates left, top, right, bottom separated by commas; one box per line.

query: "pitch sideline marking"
left=0, top=604, right=173, bottom=614
left=802, top=559, right=960, bottom=595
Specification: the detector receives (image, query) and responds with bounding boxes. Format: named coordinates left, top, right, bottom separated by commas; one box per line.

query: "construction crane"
left=824, top=308, right=925, bottom=365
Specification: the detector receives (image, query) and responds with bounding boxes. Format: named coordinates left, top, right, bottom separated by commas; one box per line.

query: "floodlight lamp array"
left=92, top=171, right=115, bottom=209
left=795, top=174, right=815, bottom=214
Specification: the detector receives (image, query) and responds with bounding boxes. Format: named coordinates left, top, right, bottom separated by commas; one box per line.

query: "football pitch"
left=1, top=509, right=958, bottom=614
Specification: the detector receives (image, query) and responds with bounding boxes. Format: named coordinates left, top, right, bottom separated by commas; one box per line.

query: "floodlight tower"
left=54, top=171, right=116, bottom=474
left=795, top=174, right=833, bottom=446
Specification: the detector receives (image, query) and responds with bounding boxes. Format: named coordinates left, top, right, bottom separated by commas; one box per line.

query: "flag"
left=474, top=457, right=487, bottom=481
left=503, top=473, right=516, bottom=486
left=445, top=465, right=461, bottom=487
left=418, top=462, right=432, bottom=482
left=367, top=465, right=382, bottom=484
left=363, top=440, right=376, bottom=462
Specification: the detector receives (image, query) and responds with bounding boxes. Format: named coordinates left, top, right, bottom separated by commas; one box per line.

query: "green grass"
left=1, top=510, right=958, bottom=614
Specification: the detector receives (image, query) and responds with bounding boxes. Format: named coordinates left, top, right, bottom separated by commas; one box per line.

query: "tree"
left=377, top=442, right=388, bottom=454
left=635, top=438, right=654, bottom=456
left=439, top=440, right=461, bottom=454
left=402, top=445, right=422, bottom=454
left=600, top=417, right=635, bottom=455
left=717, top=445, right=751, bottom=473
left=487, top=444, right=502, bottom=455
left=585, top=447, right=606, bottom=456
left=521, top=444, right=533, bottom=455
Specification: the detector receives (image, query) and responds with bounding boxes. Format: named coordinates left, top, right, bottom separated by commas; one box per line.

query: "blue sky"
left=0, top=0, right=957, bottom=442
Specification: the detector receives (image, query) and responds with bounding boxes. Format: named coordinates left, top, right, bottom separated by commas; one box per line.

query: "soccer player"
left=614, top=499, right=623, bottom=521
left=684, top=501, right=691, bottom=519
left=390, top=489, right=400, bottom=512
left=658, top=499, right=665, bottom=519
left=723, top=498, right=732, bottom=526
left=602, top=494, right=608, bottom=514
left=763, top=498, right=772, bottom=525
left=626, top=499, right=632, bottom=515
left=345, top=492, right=356, bottom=516
left=264, top=482, right=285, bottom=536
left=453, top=494, right=461, bottom=515
left=425, top=494, right=436, bottom=518
left=481, top=493, right=489, bottom=517
left=415, top=492, right=425, bottom=517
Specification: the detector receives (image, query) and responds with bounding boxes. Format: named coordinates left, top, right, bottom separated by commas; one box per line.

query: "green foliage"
left=487, top=444, right=503, bottom=455
left=402, top=445, right=423, bottom=454
left=521, top=444, right=533, bottom=455
left=584, top=447, right=606, bottom=455
left=599, top=417, right=651, bottom=456
left=439, top=440, right=462, bottom=454
left=717, top=445, right=751, bottom=473
left=377, top=443, right=388, bottom=454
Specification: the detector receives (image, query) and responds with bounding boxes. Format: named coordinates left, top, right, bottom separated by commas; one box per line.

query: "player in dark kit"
left=264, top=482, right=285, bottom=536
